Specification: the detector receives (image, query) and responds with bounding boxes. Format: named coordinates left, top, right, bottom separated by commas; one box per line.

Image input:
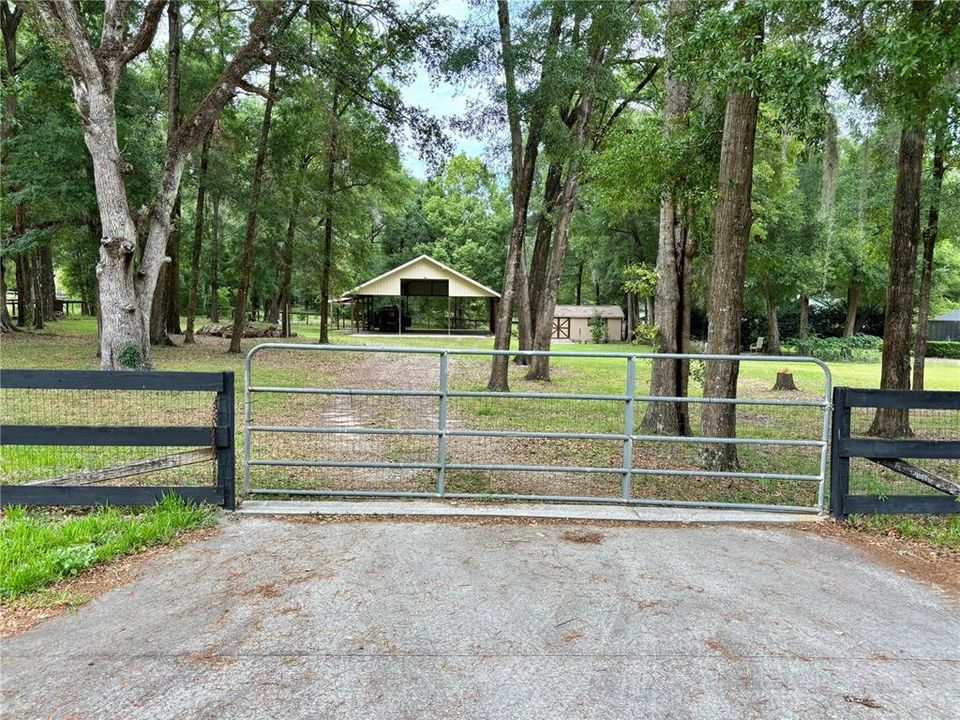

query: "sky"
left=398, top=0, right=496, bottom=179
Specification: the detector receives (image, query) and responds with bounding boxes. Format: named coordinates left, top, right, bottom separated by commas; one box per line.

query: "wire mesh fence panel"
left=830, top=388, right=959, bottom=517
left=244, top=345, right=832, bottom=512
left=0, top=370, right=233, bottom=507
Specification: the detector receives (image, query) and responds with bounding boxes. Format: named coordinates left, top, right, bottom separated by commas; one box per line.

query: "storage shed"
left=928, top=308, right=960, bottom=341
left=341, top=255, right=500, bottom=335
left=552, top=305, right=624, bottom=343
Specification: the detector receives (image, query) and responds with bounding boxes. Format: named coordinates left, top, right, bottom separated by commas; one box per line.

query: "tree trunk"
left=575, top=262, right=583, bottom=305
left=2, top=3, right=25, bottom=331
left=279, top=198, right=298, bottom=338
left=818, top=111, right=838, bottom=297
left=318, top=88, right=339, bottom=346
left=512, top=257, right=533, bottom=364
left=765, top=293, right=780, bottom=355
left=14, top=250, right=30, bottom=326
left=31, top=249, right=44, bottom=329
left=39, top=244, right=56, bottom=320
left=843, top=283, right=859, bottom=337
left=487, top=1, right=561, bottom=391
left=701, top=7, right=763, bottom=471
left=798, top=295, right=809, bottom=339
left=164, top=1, right=183, bottom=337
left=0, top=258, right=12, bottom=332
left=209, top=189, right=221, bottom=323
left=912, top=132, right=944, bottom=391
left=528, top=162, right=564, bottom=333
left=164, top=196, right=182, bottom=335
left=230, top=60, right=277, bottom=354
left=868, top=125, right=924, bottom=437
left=526, top=32, right=609, bottom=381
left=642, top=0, right=693, bottom=435
left=184, top=128, right=212, bottom=344
left=33, top=0, right=286, bottom=368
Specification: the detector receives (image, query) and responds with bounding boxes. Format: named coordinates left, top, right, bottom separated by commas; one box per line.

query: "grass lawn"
left=0, top=494, right=217, bottom=599
left=2, top=315, right=957, bottom=548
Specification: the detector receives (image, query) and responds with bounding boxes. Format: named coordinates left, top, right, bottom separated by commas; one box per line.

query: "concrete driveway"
left=2, top=516, right=958, bottom=719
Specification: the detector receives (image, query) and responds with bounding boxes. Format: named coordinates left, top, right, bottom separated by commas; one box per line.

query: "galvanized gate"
left=244, top=344, right=832, bottom=513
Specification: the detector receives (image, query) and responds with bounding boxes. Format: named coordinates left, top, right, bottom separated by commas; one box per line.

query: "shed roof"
left=554, top=304, right=625, bottom=319
left=931, top=308, right=960, bottom=322
left=344, top=255, right=500, bottom=298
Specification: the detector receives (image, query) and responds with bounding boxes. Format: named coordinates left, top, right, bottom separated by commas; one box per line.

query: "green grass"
left=846, top=514, right=960, bottom=550
left=0, top=495, right=217, bottom=598
left=3, top=315, right=957, bottom=548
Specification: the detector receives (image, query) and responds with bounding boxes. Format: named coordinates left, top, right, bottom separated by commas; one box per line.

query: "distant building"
left=340, top=255, right=500, bottom=335
left=928, top=308, right=960, bottom=341
left=552, top=305, right=624, bottom=343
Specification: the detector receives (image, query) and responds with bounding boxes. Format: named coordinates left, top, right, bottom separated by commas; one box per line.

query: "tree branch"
left=169, top=0, right=290, bottom=159
left=237, top=77, right=276, bottom=100
left=34, top=0, right=102, bottom=93
left=121, top=0, right=167, bottom=65
left=593, top=62, right=660, bottom=150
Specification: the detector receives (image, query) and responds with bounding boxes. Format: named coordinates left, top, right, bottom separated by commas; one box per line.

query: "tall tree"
left=33, top=0, right=288, bottom=368
left=1, top=0, right=24, bottom=332
left=700, top=5, right=764, bottom=471
left=208, top=188, right=222, bottom=323
left=833, top=0, right=958, bottom=435
left=643, top=0, right=695, bottom=434
left=486, top=0, right=561, bottom=390
left=184, top=127, right=212, bottom=344
left=229, top=60, right=278, bottom=354
left=150, top=0, right=183, bottom=346
left=912, top=130, right=947, bottom=390
left=524, top=34, right=608, bottom=381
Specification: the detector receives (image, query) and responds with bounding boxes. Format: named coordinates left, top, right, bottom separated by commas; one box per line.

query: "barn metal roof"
left=344, top=255, right=501, bottom=298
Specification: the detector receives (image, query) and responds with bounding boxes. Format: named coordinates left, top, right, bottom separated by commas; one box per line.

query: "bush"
left=588, top=310, right=605, bottom=344
left=631, top=323, right=658, bottom=346
left=788, top=334, right=882, bottom=362
left=926, top=341, right=960, bottom=359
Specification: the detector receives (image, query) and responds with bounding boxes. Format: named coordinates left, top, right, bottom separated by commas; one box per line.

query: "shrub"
left=588, top=310, right=605, bottom=344
left=926, top=341, right=960, bottom=359
left=631, top=323, right=658, bottom=346
left=788, top=334, right=882, bottom=361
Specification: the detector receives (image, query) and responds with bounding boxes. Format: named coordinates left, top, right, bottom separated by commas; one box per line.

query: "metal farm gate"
left=243, top=344, right=832, bottom=514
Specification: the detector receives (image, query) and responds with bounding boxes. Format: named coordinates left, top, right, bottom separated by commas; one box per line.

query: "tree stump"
left=772, top=368, right=798, bottom=391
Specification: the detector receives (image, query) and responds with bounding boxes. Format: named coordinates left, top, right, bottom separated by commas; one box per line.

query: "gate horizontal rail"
left=245, top=344, right=832, bottom=514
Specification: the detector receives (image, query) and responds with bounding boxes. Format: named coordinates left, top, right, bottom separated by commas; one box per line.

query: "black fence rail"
left=0, top=370, right=235, bottom=509
left=830, top=387, right=960, bottom=518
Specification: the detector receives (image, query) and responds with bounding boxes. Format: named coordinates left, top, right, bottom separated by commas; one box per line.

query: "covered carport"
left=342, top=255, right=500, bottom=335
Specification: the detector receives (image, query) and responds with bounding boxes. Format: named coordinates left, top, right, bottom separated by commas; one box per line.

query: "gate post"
left=830, top=386, right=849, bottom=519
left=216, top=372, right=236, bottom=510
left=437, top=351, right=448, bottom=495
left=621, top=356, right=636, bottom=499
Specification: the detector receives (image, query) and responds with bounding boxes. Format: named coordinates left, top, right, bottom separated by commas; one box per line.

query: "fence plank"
left=0, top=485, right=223, bottom=506
left=0, top=369, right=225, bottom=391
left=844, top=389, right=960, bottom=410
left=867, top=458, right=960, bottom=497
left=843, top=495, right=960, bottom=515
left=29, top=448, right=216, bottom=486
left=1, top=426, right=214, bottom=447
left=843, top=438, right=960, bottom=460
